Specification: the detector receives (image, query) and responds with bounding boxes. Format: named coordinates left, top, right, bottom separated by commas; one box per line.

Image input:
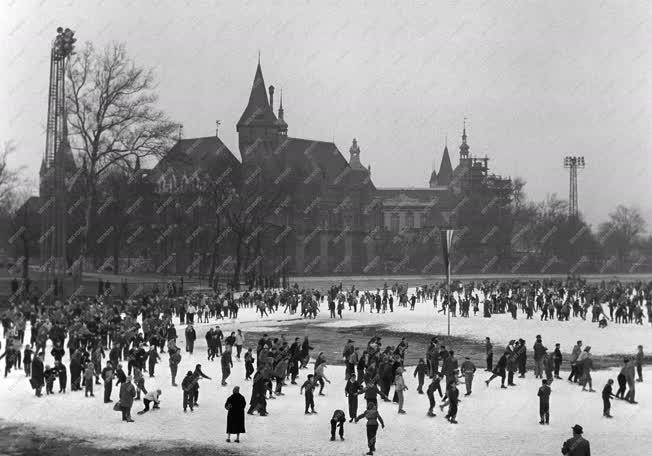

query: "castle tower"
left=277, top=89, right=287, bottom=136
left=236, top=59, right=285, bottom=159
left=459, top=118, right=470, bottom=162
left=436, top=144, right=453, bottom=186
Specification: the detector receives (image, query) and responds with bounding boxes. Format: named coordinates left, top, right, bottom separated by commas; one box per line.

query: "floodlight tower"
left=42, top=27, right=76, bottom=299
left=563, top=156, right=585, bottom=218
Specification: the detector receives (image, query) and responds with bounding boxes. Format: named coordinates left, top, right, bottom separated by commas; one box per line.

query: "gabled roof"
left=429, top=167, right=438, bottom=185
left=276, top=137, right=350, bottom=183
left=149, top=136, right=241, bottom=181
left=437, top=145, right=453, bottom=186
left=237, top=63, right=282, bottom=130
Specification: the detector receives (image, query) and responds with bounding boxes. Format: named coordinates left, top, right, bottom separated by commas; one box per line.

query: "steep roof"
left=237, top=63, right=281, bottom=130
left=150, top=136, right=241, bottom=181
left=437, top=145, right=453, bottom=186
left=429, top=167, right=438, bottom=186
left=278, top=137, right=350, bottom=183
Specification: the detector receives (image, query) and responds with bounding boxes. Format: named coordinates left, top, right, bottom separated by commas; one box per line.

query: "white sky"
left=1, top=0, right=651, bottom=227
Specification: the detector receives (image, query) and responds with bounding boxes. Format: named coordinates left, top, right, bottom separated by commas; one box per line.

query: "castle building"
left=26, top=59, right=512, bottom=280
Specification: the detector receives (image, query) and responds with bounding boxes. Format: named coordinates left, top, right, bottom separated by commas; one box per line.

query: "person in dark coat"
left=345, top=373, right=363, bottom=422
left=225, top=386, right=246, bottom=443
left=55, top=360, right=67, bottom=393
left=485, top=351, right=508, bottom=388
left=185, top=324, right=196, bottom=354
left=561, top=424, right=591, bottom=455
left=119, top=375, right=136, bottom=422
left=602, top=379, right=615, bottom=418
left=31, top=353, right=44, bottom=397
left=537, top=379, right=551, bottom=424
left=247, top=371, right=268, bottom=416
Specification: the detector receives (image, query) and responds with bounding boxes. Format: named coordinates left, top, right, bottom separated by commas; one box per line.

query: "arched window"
left=390, top=213, right=400, bottom=232
left=406, top=212, right=414, bottom=229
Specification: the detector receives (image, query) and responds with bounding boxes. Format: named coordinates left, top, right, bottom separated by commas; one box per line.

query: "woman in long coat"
left=225, top=386, right=246, bottom=442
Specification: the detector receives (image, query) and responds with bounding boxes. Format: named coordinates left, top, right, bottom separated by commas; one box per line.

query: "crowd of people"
left=0, top=277, right=649, bottom=455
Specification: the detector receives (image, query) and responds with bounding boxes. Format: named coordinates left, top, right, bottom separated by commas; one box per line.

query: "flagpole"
left=440, top=228, right=454, bottom=337
left=447, top=259, right=451, bottom=336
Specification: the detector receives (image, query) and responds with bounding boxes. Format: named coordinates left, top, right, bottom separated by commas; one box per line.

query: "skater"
left=580, top=347, right=595, bottom=392
left=300, top=374, right=317, bottom=414
left=441, top=381, right=460, bottom=423
left=413, top=358, right=426, bottom=394
left=221, top=344, right=233, bottom=385
left=185, top=324, right=196, bottom=354
left=561, top=424, right=590, bottom=455
left=102, top=361, right=114, bottom=402
left=247, top=371, right=268, bottom=416
left=602, top=379, right=614, bottom=418
left=393, top=367, right=408, bottom=414
left=191, top=364, right=211, bottom=406
left=615, top=359, right=629, bottom=399
left=119, top=375, right=136, bottom=422
left=485, top=337, right=493, bottom=371
left=553, top=343, right=563, bottom=379
left=635, top=345, right=644, bottom=382
left=147, top=345, right=160, bottom=377
left=568, top=341, right=582, bottom=383
left=169, top=346, right=182, bottom=386
left=225, top=386, right=246, bottom=443
left=137, top=389, right=161, bottom=414
left=182, top=370, right=195, bottom=412
left=30, top=352, right=44, bottom=397
left=55, top=360, right=67, bottom=393
left=244, top=348, right=255, bottom=380
left=314, top=360, right=331, bottom=396
left=345, top=373, right=363, bottom=422
left=83, top=361, right=95, bottom=397
left=537, top=379, right=551, bottom=424
left=486, top=351, right=508, bottom=389
left=235, top=330, right=245, bottom=360
left=426, top=374, right=443, bottom=417
left=355, top=402, right=385, bottom=455
left=330, top=409, right=346, bottom=441
left=460, top=356, right=476, bottom=396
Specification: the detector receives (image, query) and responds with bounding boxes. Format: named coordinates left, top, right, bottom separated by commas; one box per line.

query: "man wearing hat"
left=561, top=424, right=590, bottom=455
left=460, top=356, right=476, bottom=396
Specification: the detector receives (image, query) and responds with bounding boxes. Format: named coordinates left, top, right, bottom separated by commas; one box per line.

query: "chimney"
left=268, top=85, right=275, bottom=111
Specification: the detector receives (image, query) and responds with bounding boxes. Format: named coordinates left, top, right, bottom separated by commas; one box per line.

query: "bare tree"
left=599, top=205, right=646, bottom=266
left=0, top=140, right=25, bottom=212
left=65, top=42, right=177, bottom=268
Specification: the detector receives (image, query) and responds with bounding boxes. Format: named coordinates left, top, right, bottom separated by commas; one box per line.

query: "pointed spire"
left=459, top=118, right=470, bottom=159
left=438, top=144, right=453, bottom=186
left=237, top=58, right=279, bottom=130
left=278, top=88, right=284, bottom=120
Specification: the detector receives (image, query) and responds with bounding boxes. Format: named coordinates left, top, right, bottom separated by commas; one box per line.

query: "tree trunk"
left=21, top=234, right=29, bottom=280
left=78, top=180, right=98, bottom=284
left=232, top=238, right=244, bottom=291
left=112, top=227, right=121, bottom=275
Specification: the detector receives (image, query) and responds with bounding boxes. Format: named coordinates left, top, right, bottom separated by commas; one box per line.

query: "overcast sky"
left=2, top=0, right=651, bottom=227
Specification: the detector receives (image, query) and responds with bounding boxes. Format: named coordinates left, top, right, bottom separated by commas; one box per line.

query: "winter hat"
left=572, top=424, right=583, bottom=434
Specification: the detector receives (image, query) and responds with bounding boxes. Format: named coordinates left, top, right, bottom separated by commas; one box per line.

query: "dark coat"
left=225, top=392, right=247, bottom=434
left=31, top=358, right=44, bottom=387
left=119, top=382, right=136, bottom=408
left=561, top=436, right=591, bottom=456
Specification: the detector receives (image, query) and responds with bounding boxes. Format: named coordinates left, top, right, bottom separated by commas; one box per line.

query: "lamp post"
left=563, top=156, right=586, bottom=219
left=440, top=228, right=455, bottom=336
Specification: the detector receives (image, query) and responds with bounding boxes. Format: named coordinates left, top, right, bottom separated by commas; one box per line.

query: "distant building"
left=23, top=60, right=512, bottom=279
